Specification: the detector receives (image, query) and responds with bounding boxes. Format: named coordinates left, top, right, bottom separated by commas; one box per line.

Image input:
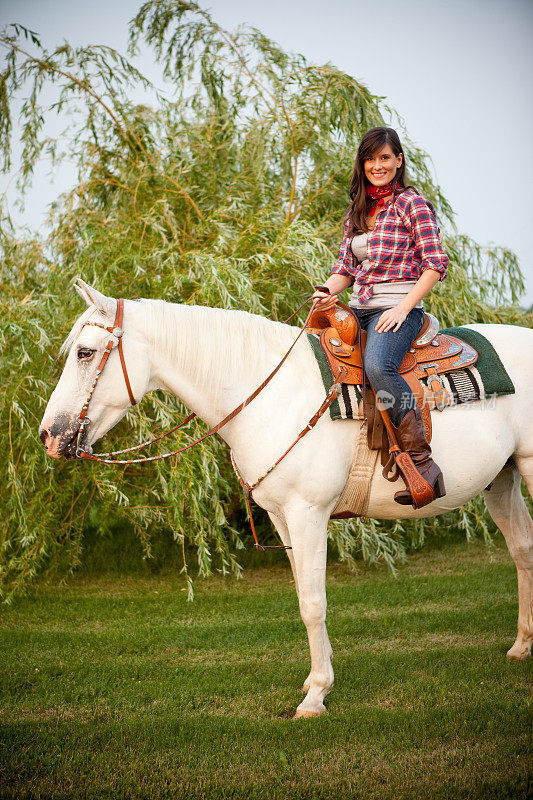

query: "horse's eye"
left=77, top=348, right=95, bottom=360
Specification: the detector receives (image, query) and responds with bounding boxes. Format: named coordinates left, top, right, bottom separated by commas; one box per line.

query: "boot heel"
left=433, top=473, right=446, bottom=499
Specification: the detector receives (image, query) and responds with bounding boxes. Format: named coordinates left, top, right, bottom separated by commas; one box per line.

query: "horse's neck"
left=142, top=301, right=298, bottom=430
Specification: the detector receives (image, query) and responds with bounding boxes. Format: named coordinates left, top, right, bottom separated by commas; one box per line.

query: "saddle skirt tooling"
left=305, top=302, right=478, bottom=471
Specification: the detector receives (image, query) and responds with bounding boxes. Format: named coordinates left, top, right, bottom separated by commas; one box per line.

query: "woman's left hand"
left=374, top=304, right=409, bottom=333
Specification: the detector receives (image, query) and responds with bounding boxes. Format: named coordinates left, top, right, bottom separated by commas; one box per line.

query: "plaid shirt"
left=332, top=188, right=448, bottom=304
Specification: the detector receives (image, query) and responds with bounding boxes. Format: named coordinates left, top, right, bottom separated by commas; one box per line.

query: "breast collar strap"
left=76, top=299, right=136, bottom=454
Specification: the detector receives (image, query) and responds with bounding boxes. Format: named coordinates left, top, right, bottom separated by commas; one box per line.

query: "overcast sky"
left=1, top=0, right=532, bottom=303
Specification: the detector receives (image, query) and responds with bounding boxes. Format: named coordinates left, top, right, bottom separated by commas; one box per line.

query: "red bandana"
left=365, top=179, right=396, bottom=217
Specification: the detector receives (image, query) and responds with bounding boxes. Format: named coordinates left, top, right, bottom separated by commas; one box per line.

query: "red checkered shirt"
left=331, top=187, right=448, bottom=304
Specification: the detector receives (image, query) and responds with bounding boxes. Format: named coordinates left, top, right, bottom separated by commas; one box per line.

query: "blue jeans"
left=350, top=306, right=424, bottom=427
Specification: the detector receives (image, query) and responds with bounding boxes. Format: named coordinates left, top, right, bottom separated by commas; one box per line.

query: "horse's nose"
left=39, top=427, right=50, bottom=448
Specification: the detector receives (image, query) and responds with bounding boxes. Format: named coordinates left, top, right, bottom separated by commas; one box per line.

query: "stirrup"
left=394, top=460, right=446, bottom=508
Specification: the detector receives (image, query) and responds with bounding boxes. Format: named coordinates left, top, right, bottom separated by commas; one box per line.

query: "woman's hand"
left=373, top=270, right=440, bottom=333
left=310, top=275, right=351, bottom=311
left=374, top=303, right=409, bottom=333
left=311, top=288, right=338, bottom=312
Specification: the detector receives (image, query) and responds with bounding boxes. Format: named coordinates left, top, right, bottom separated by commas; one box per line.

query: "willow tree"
left=0, top=0, right=528, bottom=600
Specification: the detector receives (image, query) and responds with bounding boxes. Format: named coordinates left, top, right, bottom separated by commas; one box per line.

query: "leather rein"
left=75, top=295, right=340, bottom=550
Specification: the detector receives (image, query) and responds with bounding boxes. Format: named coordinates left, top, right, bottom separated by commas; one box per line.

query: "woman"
left=312, top=126, right=448, bottom=506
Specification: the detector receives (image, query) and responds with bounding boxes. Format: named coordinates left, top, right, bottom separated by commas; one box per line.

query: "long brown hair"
left=345, top=127, right=416, bottom=235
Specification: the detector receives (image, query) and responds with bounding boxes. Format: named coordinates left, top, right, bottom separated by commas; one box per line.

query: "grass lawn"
left=0, top=537, right=531, bottom=799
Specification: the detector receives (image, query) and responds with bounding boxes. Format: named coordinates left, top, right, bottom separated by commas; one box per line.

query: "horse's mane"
left=61, top=299, right=301, bottom=397
left=142, top=300, right=299, bottom=397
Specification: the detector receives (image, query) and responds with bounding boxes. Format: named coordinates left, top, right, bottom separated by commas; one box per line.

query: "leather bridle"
left=73, top=294, right=340, bottom=549
left=75, top=299, right=136, bottom=458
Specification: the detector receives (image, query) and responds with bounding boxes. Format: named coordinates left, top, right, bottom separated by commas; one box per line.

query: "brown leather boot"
left=392, top=407, right=446, bottom=506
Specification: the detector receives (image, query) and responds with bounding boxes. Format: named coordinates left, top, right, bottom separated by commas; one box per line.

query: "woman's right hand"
left=312, top=288, right=339, bottom=311
left=310, top=275, right=351, bottom=311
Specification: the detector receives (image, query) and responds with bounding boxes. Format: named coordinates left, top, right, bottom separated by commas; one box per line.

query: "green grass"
left=0, top=538, right=531, bottom=799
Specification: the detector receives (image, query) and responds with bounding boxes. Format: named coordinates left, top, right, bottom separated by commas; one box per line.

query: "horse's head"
left=39, top=280, right=151, bottom=459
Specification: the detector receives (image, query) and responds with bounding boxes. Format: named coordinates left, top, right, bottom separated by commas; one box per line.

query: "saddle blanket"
left=307, top=326, right=515, bottom=421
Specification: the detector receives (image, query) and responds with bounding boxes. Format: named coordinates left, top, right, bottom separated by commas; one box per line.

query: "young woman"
left=312, top=126, right=448, bottom=505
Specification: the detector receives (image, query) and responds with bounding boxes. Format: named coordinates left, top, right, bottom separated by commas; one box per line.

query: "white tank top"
left=348, top=232, right=422, bottom=309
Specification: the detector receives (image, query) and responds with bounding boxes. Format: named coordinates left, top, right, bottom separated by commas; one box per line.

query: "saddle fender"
left=307, top=307, right=478, bottom=465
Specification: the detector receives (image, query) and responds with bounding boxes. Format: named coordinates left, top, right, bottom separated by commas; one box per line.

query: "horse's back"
left=459, top=322, right=533, bottom=393
left=461, top=321, right=533, bottom=345
left=459, top=323, right=533, bottom=461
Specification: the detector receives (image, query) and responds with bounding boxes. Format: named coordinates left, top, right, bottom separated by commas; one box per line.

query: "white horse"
left=40, top=281, right=533, bottom=718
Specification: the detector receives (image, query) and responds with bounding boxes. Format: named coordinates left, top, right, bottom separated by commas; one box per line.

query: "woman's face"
left=363, top=143, right=402, bottom=188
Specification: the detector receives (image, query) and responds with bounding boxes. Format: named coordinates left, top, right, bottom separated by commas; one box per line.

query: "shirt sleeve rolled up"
left=402, top=195, right=448, bottom=281
left=331, top=219, right=356, bottom=283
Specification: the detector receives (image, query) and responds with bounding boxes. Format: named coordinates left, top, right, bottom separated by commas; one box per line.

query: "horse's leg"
left=268, top=510, right=320, bottom=693
left=483, top=463, right=533, bottom=660
left=268, top=511, right=299, bottom=595
left=282, top=504, right=333, bottom=718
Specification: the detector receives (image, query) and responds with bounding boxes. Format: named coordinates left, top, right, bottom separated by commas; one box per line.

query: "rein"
left=75, top=295, right=339, bottom=550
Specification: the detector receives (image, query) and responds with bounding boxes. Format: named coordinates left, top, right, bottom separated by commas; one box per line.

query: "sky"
left=1, top=0, right=532, bottom=303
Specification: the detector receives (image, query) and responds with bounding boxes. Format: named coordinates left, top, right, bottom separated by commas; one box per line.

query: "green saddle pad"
left=440, top=326, right=514, bottom=398
left=307, top=326, right=515, bottom=421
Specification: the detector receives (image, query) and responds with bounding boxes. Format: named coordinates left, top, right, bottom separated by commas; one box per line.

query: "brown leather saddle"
left=306, top=302, right=478, bottom=474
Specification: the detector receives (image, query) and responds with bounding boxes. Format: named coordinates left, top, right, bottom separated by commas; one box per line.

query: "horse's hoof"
left=506, top=645, right=532, bottom=661
left=293, top=705, right=326, bottom=719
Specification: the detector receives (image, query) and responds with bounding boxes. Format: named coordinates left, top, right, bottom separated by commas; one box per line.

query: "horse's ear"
left=73, top=279, right=115, bottom=318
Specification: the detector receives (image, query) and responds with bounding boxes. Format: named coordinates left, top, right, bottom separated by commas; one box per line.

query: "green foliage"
left=0, top=1, right=531, bottom=601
